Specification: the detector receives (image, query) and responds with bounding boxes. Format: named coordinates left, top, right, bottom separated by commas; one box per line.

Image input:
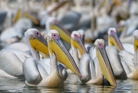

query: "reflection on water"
left=0, top=77, right=138, bottom=93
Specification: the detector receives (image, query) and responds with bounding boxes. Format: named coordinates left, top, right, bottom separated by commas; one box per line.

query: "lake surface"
left=0, top=75, right=138, bottom=93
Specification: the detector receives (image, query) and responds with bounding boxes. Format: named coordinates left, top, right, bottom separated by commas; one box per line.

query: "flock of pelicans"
left=0, top=16, right=138, bottom=88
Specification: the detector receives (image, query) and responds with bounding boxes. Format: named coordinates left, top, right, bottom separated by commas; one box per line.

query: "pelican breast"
left=106, top=46, right=123, bottom=76
left=119, top=50, right=134, bottom=71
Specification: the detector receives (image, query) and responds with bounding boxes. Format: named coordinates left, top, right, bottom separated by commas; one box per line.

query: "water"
left=0, top=76, right=138, bottom=93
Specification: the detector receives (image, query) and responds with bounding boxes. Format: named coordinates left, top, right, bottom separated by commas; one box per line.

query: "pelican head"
left=94, top=39, right=105, bottom=49
left=47, top=30, right=81, bottom=77
left=94, top=39, right=116, bottom=86
left=133, top=30, right=138, bottom=51
left=25, top=28, right=49, bottom=56
left=71, top=31, right=87, bottom=56
left=108, top=28, right=124, bottom=51
left=46, top=17, right=71, bottom=44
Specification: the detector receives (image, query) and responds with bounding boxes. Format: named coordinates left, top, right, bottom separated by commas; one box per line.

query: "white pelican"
left=23, top=30, right=81, bottom=87
left=71, top=31, right=95, bottom=83
left=85, top=39, right=117, bottom=86
left=91, top=39, right=116, bottom=86
left=108, top=28, right=134, bottom=74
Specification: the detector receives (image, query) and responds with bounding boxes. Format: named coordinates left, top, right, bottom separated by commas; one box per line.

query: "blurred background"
left=0, top=0, right=137, bottom=50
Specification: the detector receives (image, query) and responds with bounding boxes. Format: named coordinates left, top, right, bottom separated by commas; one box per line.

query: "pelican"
left=23, top=30, right=81, bottom=87
left=71, top=31, right=95, bottom=83
left=108, top=28, right=134, bottom=74
left=91, top=39, right=116, bottom=86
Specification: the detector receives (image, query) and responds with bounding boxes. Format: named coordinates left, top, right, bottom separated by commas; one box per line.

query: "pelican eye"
left=74, top=34, right=79, bottom=39
left=110, top=30, right=115, bottom=35
left=34, top=31, right=41, bottom=37
left=98, top=43, right=102, bottom=47
left=98, top=42, right=104, bottom=49
left=52, top=33, right=59, bottom=39
left=54, top=20, right=58, bottom=24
